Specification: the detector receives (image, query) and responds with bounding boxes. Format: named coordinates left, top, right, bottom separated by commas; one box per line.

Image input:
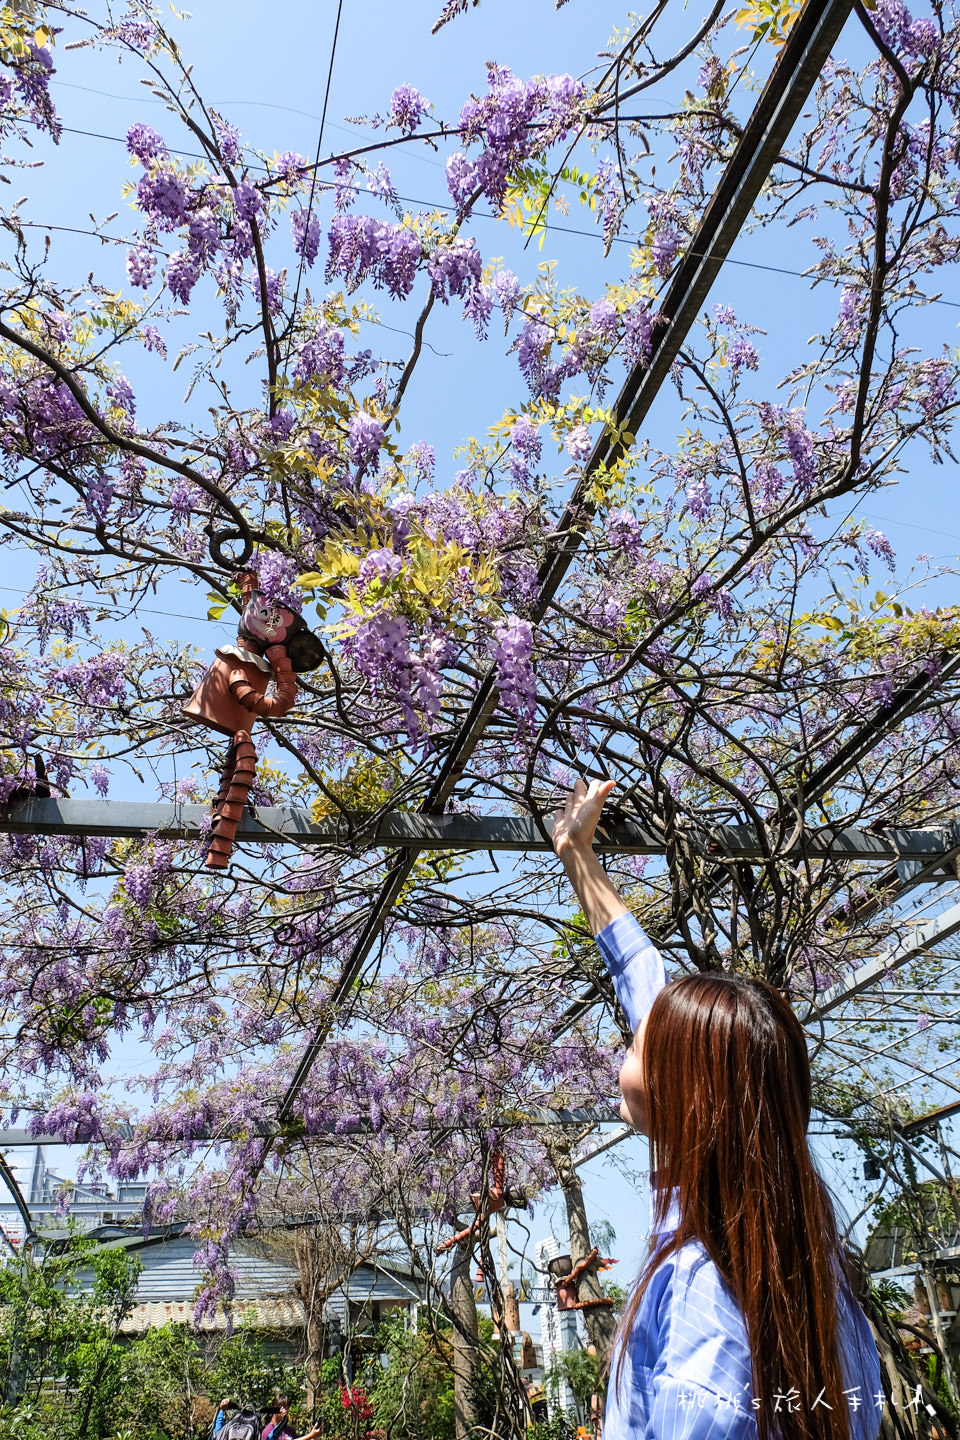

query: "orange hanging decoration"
left=554, top=1246, right=615, bottom=1312
left=182, top=571, right=324, bottom=870
left=437, top=1147, right=521, bottom=1255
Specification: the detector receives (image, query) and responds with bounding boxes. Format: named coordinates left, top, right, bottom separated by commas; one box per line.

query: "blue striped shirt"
left=595, top=912, right=882, bottom=1440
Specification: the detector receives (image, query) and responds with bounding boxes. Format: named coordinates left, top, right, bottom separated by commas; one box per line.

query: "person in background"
left=212, top=1399, right=235, bottom=1435
left=261, top=1397, right=320, bottom=1440
left=552, top=778, right=882, bottom=1440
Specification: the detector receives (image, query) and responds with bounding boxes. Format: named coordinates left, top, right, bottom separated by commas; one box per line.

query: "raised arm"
left=553, top=778, right=666, bottom=1035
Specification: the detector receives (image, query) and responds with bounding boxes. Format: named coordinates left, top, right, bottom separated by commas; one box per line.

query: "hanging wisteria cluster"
left=0, top=0, right=959, bottom=1317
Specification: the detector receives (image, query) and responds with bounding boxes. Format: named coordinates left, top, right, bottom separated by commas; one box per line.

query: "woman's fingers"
left=554, top=776, right=616, bottom=852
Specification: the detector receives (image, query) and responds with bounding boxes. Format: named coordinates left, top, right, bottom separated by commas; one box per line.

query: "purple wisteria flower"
left=387, top=83, right=430, bottom=135
left=116, top=17, right=156, bottom=51
left=137, top=171, right=187, bottom=228
left=686, top=475, right=712, bottom=521
left=276, top=150, right=308, bottom=185
left=651, top=227, right=681, bottom=276
left=588, top=298, right=617, bottom=343
left=565, top=425, right=593, bottom=463
left=343, top=613, right=415, bottom=729
left=864, top=526, right=896, bottom=569
left=727, top=335, right=758, bottom=374
left=214, top=117, right=242, bottom=167
left=514, top=319, right=553, bottom=397
left=594, top=159, right=623, bottom=250
left=263, top=409, right=294, bottom=442
left=326, top=215, right=422, bottom=299
left=406, top=441, right=435, bottom=481
left=349, top=412, right=385, bottom=470
left=450, top=66, right=584, bottom=214
left=754, top=460, right=784, bottom=508
left=291, top=209, right=320, bottom=267
left=141, top=328, right=165, bottom=358
left=107, top=377, right=135, bottom=416
left=838, top=288, right=861, bottom=345
left=491, top=617, right=537, bottom=739
left=428, top=238, right=482, bottom=304
left=252, top=267, right=284, bottom=314
left=623, top=304, right=660, bottom=365
left=489, top=269, right=520, bottom=329
left=358, top=548, right=402, bottom=590
left=170, top=479, right=198, bottom=518
left=784, top=411, right=816, bottom=491
left=294, top=327, right=345, bottom=387
left=126, top=123, right=167, bottom=164
left=166, top=250, right=201, bottom=304
left=232, top=182, right=261, bottom=223
left=126, top=245, right=156, bottom=289
left=692, top=575, right=733, bottom=619
left=607, top=508, right=645, bottom=559
left=124, top=862, right=154, bottom=911
left=53, top=652, right=127, bottom=706
left=187, top=212, right=221, bottom=263
left=509, top=416, right=541, bottom=484
left=366, top=162, right=397, bottom=206
left=917, top=359, right=957, bottom=421
left=250, top=550, right=300, bottom=608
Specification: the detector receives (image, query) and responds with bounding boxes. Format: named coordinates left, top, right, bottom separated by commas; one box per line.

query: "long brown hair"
left=616, top=973, right=853, bottom=1440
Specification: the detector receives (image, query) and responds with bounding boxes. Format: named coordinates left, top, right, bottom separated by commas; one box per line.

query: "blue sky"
left=5, top=0, right=959, bottom=1300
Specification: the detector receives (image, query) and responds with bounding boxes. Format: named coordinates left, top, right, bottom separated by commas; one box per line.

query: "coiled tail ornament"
left=205, top=729, right=257, bottom=871
left=554, top=1246, right=615, bottom=1312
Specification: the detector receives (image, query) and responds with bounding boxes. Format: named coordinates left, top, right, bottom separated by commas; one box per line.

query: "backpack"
left=218, top=1409, right=261, bottom=1440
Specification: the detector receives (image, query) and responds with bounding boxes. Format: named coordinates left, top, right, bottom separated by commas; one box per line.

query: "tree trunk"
left=450, top=1238, right=480, bottom=1440
left=547, top=1136, right=619, bottom=1363
left=294, top=1232, right=328, bottom=1410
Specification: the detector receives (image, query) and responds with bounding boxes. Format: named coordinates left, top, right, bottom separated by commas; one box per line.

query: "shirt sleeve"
left=595, top=911, right=667, bottom=1034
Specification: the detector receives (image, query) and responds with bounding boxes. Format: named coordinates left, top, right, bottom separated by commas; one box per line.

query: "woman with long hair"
left=552, top=778, right=881, bottom=1440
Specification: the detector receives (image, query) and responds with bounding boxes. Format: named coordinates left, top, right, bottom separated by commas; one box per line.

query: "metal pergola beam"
left=0, top=1153, right=36, bottom=1241
left=807, top=899, right=960, bottom=1020
left=4, top=797, right=959, bottom=863
left=901, top=1099, right=960, bottom=1138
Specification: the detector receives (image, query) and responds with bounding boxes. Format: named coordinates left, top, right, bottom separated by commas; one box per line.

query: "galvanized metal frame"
left=4, top=797, right=960, bottom=863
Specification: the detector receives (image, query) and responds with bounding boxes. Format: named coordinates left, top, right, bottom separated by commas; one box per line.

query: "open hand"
left=552, top=777, right=616, bottom=862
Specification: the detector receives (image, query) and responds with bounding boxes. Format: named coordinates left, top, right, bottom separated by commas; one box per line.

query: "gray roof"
left=70, top=1235, right=426, bottom=1318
